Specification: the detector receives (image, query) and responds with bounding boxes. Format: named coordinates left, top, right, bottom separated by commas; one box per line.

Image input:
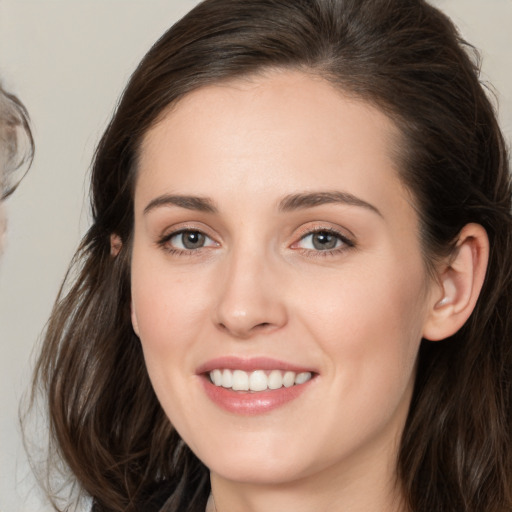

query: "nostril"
left=216, top=320, right=276, bottom=338
left=214, top=300, right=288, bottom=338
left=251, top=322, right=275, bottom=333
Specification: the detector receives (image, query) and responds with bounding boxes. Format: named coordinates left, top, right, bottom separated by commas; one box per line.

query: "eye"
left=294, top=230, right=353, bottom=252
left=164, top=230, right=217, bottom=251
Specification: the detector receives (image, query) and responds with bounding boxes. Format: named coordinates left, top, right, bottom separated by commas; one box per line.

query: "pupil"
left=312, top=232, right=337, bottom=250
left=183, top=231, right=204, bottom=249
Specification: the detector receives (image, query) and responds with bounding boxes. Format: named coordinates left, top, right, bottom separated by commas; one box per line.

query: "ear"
left=110, top=233, right=122, bottom=257
left=423, top=223, right=489, bottom=341
left=111, top=233, right=139, bottom=335
left=131, top=301, right=140, bottom=337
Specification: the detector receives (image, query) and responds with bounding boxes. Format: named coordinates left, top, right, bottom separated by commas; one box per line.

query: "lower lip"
left=201, top=377, right=313, bottom=416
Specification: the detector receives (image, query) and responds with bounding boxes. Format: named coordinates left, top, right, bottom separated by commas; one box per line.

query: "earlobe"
left=423, top=223, right=489, bottom=341
left=110, top=234, right=123, bottom=257
left=131, top=301, right=140, bottom=337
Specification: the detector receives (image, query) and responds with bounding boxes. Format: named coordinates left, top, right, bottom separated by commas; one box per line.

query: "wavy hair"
left=28, top=1, right=512, bottom=511
left=0, top=83, right=34, bottom=199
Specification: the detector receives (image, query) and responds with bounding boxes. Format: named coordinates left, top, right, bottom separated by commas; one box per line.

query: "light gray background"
left=0, top=1, right=510, bottom=511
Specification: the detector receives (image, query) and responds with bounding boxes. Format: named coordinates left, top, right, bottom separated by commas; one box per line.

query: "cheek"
left=300, top=259, right=427, bottom=390
left=299, top=268, right=426, bottom=456
left=130, top=254, right=213, bottom=366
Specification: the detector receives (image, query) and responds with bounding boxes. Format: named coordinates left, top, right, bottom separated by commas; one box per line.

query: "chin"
left=209, top=459, right=306, bottom=486
left=194, top=439, right=320, bottom=486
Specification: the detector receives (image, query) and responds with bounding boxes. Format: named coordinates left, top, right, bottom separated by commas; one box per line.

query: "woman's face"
left=131, top=71, right=437, bottom=488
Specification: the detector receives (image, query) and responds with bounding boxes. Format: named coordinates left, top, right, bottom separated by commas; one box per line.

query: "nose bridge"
left=213, top=239, right=287, bottom=338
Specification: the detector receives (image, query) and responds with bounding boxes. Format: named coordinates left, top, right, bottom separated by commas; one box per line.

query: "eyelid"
left=293, top=220, right=355, bottom=238
left=157, top=221, right=217, bottom=240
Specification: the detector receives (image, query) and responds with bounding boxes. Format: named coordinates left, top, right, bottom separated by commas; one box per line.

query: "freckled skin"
left=130, top=70, right=438, bottom=512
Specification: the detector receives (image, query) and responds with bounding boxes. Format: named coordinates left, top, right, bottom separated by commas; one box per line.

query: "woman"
left=29, top=0, right=512, bottom=511
left=0, top=83, right=33, bottom=252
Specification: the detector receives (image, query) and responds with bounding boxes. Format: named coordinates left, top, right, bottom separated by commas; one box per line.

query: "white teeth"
left=249, top=370, right=268, bottom=392
left=282, top=371, right=295, bottom=388
left=209, top=369, right=312, bottom=391
left=268, top=369, right=283, bottom=390
left=295, top=372, right=311, bottom=385
left=232, top=370, right=249, bottom=391
left=212, top=369, right=223, bottom=386
left=221, top=369, right=233, bottom=388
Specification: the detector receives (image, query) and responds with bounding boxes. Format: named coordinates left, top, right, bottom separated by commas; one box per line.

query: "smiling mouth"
left=209, top=369, right=314, bottom=392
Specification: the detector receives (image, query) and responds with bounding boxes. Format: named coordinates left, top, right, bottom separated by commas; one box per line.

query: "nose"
left=213, top=247, right=288, bottom=339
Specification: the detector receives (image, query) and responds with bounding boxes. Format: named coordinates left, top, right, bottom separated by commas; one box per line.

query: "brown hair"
left=0, top=83, right=34, bottom=199
left=28, top=1, right=512, bottom=511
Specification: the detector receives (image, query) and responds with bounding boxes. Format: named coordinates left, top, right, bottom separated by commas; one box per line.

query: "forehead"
left=141, top=70, right=401, bottom=154
left=136, top=70, right=409, bottom=215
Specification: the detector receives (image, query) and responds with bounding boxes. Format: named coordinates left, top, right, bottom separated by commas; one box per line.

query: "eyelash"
left=292, top=228, right=355, bottom=258
left=156, top=227, right=355, bottom=258
left=157, top=229, right=218, bottom=256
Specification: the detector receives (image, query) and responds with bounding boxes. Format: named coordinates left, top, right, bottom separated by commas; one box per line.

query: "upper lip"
left=196, top=356, right=316, bottom=375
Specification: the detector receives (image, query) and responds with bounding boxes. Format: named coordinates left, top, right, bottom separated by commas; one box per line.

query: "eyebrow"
left=143, top=190, right=381, bottom=217
left=278, top=191, right=382, bottom=216
left=144, top=194, right=217, bottom=215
